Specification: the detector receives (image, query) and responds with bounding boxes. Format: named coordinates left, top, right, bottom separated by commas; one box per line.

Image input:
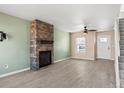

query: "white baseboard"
left=54, top=57, right=71, bottom=63
left=0, top=67, right=30, bottom=78
left=0, top=58, right=71, bottom=78
left=96, top=57, right=115, bottom=61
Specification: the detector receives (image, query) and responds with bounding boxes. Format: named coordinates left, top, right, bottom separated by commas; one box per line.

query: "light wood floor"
left=0, top=59, right=116, bottom=88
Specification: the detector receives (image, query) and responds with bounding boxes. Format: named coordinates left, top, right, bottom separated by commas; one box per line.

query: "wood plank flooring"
left=0, top=59, right=116, bottom=88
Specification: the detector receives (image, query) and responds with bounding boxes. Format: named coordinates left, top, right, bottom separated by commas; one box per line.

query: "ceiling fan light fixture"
left=83, top=30, right=88, bottom=35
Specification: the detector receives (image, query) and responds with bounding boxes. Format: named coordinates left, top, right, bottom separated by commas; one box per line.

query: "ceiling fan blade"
left=88, top=30, right=96, bottom=31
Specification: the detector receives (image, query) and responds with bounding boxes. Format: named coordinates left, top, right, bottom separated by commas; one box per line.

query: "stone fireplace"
left=30, top=19, right=54, bottom=70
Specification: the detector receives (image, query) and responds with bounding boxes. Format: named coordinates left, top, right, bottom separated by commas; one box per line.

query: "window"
left=76, top=37, right=86, bottom=52
left=100, top=37, right=108, bottom=43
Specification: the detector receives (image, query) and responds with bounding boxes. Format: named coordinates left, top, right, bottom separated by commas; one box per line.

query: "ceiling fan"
left=82, top=26, right=96, bottom=35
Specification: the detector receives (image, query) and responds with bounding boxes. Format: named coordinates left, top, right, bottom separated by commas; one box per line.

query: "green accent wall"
left=54, top=27, right=71, bottom=61
left=0, top=12, right=30, bottom=75
left=0, top=12, right=71, bottom=75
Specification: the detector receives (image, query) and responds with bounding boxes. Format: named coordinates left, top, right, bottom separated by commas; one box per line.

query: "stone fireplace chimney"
left=30, top=19, right=54, bottom=70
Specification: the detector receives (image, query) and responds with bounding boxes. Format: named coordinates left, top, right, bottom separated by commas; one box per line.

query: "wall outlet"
left=3, top=64, right=8, bottom=69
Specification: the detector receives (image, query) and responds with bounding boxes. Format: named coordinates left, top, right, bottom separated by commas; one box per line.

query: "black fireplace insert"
left=39, top=51, right=52, bottom=68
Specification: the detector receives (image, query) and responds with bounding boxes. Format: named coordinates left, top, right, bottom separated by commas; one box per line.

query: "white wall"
left=119, top=5, right=124, bottom=18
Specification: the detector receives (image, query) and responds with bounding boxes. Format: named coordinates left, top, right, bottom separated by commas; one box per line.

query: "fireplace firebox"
left=39, top=51, right=51, bottom=68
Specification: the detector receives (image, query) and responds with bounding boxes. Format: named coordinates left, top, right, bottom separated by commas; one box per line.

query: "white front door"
left=97, top=35, right=111, bottom=59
